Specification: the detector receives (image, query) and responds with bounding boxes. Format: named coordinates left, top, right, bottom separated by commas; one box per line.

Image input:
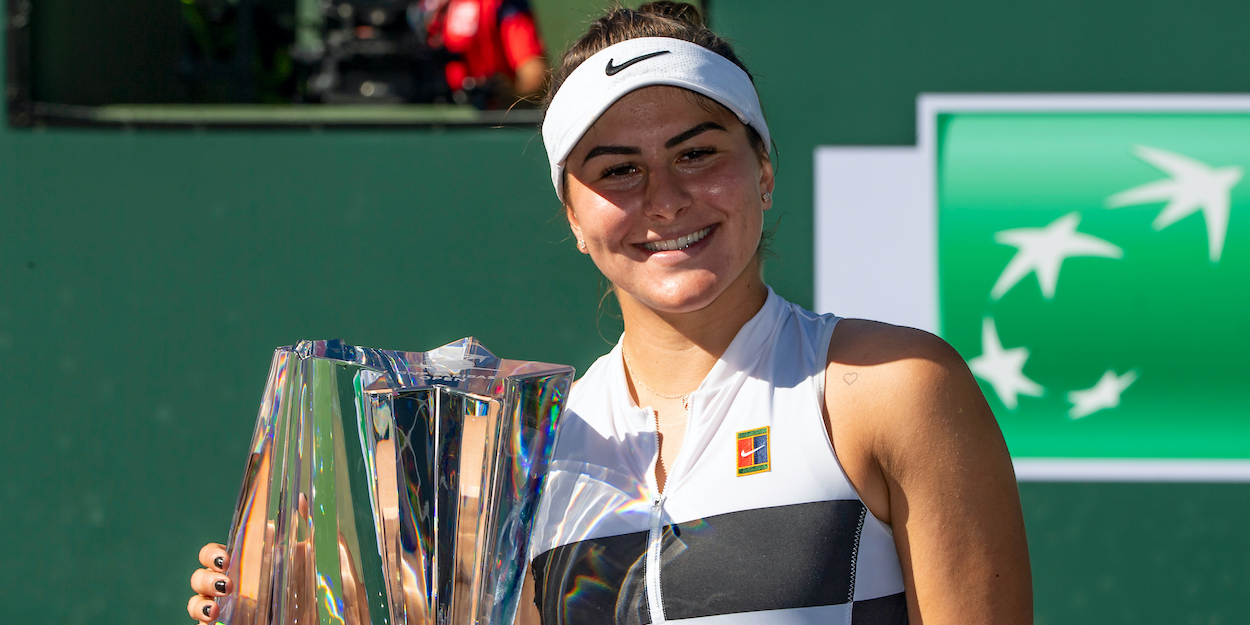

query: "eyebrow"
left=582, top=145, right=641, bottom=164
left=581, top=121, right=730, bottom=165
left=665, top=121, right=727, bottom=148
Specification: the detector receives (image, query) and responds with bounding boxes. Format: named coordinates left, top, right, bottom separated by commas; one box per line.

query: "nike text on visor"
left=542, top=37, right=771, bottom=202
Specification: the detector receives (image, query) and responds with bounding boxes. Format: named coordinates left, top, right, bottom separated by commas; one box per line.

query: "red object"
left=429, top=0, right=544, bottom=91
left=736, top=437, right=757, bottom=470
left=736, top=428, right=769, bottom=474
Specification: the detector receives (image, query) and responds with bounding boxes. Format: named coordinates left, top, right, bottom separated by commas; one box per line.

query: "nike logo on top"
left=740, top=444, right=765, bottom=458
left=736, top=426, right=770, bottom=476
left=605, top=50, right=671, bottom=76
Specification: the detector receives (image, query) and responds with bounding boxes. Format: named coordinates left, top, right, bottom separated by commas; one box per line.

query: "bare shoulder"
left=829, top=318, right=965, bottom=367
left=824, top=319, right=999, bottom=475
left=826, top=319, right=976, bottom=405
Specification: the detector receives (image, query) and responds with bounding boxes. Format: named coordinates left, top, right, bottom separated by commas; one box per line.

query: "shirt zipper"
left=645, top=391, right=695, bottom=625
left=643, top=405, right=668, bottom=624
left=646, top=492, right=667, bottom=623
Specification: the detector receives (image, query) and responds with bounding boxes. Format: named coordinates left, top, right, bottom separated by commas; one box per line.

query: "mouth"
left=639, top=226, right=714, bottom=252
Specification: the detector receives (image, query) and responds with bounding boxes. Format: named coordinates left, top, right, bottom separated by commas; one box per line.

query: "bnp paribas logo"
left=936, top=106, right=1250, bottom=459
left=968, top=145, right=1241, bottom=416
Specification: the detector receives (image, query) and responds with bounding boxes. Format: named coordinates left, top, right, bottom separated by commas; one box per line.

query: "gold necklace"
left=622, top=349, right=691, bottom=412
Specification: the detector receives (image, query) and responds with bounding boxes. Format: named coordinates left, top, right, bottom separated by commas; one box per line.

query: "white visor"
left=542, top=37, right=770, bottom=202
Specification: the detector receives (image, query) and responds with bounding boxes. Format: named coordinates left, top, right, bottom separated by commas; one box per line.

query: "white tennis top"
left=528, top=288, right=908, bottom=624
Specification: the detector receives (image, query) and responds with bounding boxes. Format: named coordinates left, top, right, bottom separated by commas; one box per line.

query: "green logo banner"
left=938, top=112, right=1250, bottom=459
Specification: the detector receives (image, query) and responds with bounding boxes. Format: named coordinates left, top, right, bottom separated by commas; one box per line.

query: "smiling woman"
left=187, top=3, right=1033, bottom=624
left=562, top=85, right=772, bottom=316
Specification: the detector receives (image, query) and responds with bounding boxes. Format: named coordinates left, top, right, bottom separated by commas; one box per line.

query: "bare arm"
left=825, top=321, right=1032, bottom=624
left=517, top=564, right=541, bottom=625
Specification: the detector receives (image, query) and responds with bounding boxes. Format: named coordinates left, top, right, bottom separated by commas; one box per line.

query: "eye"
left=600, top=163, right=638, bottom=178
left=681, top=147, right=717, bottom=161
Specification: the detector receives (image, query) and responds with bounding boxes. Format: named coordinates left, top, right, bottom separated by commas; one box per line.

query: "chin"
left=629, top=275, right=726, bottom=314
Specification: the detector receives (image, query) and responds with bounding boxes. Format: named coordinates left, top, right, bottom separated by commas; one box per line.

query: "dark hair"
left=547, top=3, right=749, bottom=101
left=544, top=2, right=768, bottom=162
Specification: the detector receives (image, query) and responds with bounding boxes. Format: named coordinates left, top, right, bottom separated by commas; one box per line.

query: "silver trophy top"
left=292, top=337, right=572, bottom=396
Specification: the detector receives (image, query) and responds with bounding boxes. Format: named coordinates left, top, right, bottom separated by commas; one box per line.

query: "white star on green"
left=968, top=317, right=1044, bottom=410
left=991, top=212, right=1123, bottom=300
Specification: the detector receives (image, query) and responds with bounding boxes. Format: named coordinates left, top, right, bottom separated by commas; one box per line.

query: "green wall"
left=0, top=126, right=613, bottom=620
left=3, top=1, right=1249, bottom=623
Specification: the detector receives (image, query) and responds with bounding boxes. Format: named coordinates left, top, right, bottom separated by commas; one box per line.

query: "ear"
left=759, top=155, right=776, bottom=210
left=565, top=202, right=584, bottom=242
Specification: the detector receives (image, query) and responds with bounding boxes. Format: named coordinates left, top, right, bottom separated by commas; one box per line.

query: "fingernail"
left=215, top=580, right=227, bottom=594
left=203, top=604, right=212, bottom=617
left=214, top=556, right=224, bottom=569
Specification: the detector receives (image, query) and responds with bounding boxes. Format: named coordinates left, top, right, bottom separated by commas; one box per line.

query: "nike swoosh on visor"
left=605, top=50, right=671, bottom=76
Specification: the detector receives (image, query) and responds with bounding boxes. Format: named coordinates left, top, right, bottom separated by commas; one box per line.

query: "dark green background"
left=3, top=1, right=1249, bottom=622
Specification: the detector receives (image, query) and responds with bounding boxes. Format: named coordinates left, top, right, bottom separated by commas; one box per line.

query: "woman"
left=190, top=3, right=1032, bottom=623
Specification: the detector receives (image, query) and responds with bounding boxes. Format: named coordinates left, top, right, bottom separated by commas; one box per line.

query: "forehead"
left=576, top=86, right=740, bottom=145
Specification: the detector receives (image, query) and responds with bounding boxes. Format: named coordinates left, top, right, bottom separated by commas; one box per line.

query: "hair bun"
left=546, top=1, right=751, bottom=107
left=637, top=2, right=705, bottom=28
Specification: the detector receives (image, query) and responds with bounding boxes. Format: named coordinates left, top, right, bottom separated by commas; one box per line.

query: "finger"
left=190, top=567, right=233, bottom=597
left=199, top=543, right=229, bottom=571
left=187, top=593, right=218, bottom=623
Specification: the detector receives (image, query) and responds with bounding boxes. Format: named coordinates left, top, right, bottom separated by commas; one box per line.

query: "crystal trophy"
left=214, top=338, right=574, bottom=625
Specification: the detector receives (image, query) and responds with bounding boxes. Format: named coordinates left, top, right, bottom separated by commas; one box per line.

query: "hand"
left=188, top=542, right=232, bottom=623
left=513, top=56, right=546, bottom=98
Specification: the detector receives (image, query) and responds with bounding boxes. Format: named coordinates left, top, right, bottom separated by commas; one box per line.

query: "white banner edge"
left=1013, top=458, right=1250, bottom=482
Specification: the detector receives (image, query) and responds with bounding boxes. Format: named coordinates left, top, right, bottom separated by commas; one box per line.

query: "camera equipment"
left=300, top=0, right=452, bottom=103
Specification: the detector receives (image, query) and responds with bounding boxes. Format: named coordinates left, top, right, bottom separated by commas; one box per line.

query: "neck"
left=617, top=259, right=769, bottom=396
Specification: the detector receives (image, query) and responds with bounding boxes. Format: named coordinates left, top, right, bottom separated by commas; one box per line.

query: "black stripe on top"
left=531, top=499, right=874, bottom=624
left=853, top=592, right=909, bottom=623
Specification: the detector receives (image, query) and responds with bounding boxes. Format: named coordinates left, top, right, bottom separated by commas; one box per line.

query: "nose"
left=642, top=163, right=692, bottom=222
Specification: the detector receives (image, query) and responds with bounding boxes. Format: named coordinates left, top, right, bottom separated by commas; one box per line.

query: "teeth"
left=643, top=227, right=712, bottom=252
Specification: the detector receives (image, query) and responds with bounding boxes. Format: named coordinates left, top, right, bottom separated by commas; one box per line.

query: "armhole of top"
left=815, top=316, right=895, bottom=531
left=814, top=314, right=841, bottom=405
left=812, top=313, right=842, bottom=464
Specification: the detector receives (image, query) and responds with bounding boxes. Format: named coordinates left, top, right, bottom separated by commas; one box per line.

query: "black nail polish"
left=215, top=580, right=227, bottom=593
left=203, top=604, right=212, bottom=617
left=214, top=556, right=224, bottom=569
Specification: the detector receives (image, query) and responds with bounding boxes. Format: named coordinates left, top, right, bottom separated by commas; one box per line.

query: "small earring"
left=577, top=240, right=587, bottom=252
left=762, top=191, right=772, bottom=203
